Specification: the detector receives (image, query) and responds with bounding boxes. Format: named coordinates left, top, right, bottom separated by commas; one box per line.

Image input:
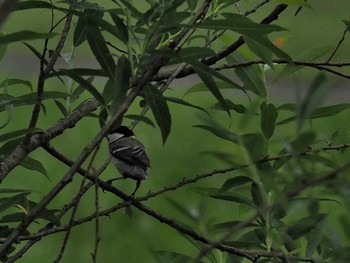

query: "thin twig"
left=326, top=17, right=350, bottom=63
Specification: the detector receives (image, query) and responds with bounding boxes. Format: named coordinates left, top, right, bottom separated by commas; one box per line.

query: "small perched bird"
left=107, top=126, right=150, bottom=196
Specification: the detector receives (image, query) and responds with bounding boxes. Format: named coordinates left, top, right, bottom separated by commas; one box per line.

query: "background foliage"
left=1, top=0, right=350, bottom=262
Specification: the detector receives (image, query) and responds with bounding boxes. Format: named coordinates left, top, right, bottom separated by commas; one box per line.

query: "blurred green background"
left=1, top=0, right=350, bottom=262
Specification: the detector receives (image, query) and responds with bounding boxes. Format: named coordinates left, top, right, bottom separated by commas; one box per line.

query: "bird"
left=107, top=125, right=150, bottom=196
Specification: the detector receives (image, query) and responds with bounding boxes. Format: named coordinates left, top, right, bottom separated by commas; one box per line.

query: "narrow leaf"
left=220, top=176, right=253, bottom=192
left=260, top=102, right=278, bottom=139
left=86, top=23, right=116, bottom=79
left=20, top=157, right=49, bottom=178
left=194, top=124, right=238, bottom=143
left=61, top=69, right=105, bottom=105
left=0, top=31, right=57, bottom=45
left=124, top=114, right=155, bottom=127
left=0, top=128, right=40, bottom=143
left=144, top=85, right=171, bottom=144
left=297, top=74, right=330, bottom=131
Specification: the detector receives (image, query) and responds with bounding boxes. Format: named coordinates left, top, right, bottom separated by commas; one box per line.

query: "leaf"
left=54, top=100, right=68, bottom=117
left=276, top=46, right=334, bottom=80
left=103, top=56, right=131, bottom=113
left=28, top=201, right=61, bottom=225
left=241, top=133, right=267, bottom=160
left=305, top=215, right=326, bottom=257
left=0, top=79, right=32, bottom=91
left=278, top=103, right=350, bottom=125
left=191, top=63, right=230, bottom=115
left=220, top=176, right=253, bottom=192
left=109, top=12, right=128, bottom=43
left=260, top=102, right=278, bottom=139
left=0, top=33, right=7, bottom=61
left=297, top=73, right=331, bottom=131
left=251, top=182, right=264, bottom=207
left=164, top=97, right=208, bottom=115
left=0, top=128, right=40, bottom=143
left=232, top=55, right=267, bottom=98
left=155, top=251, right=200, bottom=263
left=14, top=1, right=54, bottom=11
left=73, top=16, right=88, bottom=47
left=169, top=47, right=216, bottom=65
left=194, top=125, right=237, bottom=143
left=243, top=36, right=274, bottom=68
left=144, top=85, right=171, bottom=144
left=211, top=194, right=255, bottom=208
left=287, top=213, right=327, bottom=240
left=0, top=193, right=29, bottom=214
left=124, top=114, right=155, bottom=127
left=183, top=81, right=239, bottom=97
left=86, top=22, right=116, bottom=79
left=60, top=69, right=105, bottom=105
left=0, top=31, right=57, bottom=45
left=198, top=14, right=286, bottom=34
left=272, top=0, right=311, bottom=7
left=20, top=157, right=49, bottom=178
left=212, top=99, right=247, bottom=114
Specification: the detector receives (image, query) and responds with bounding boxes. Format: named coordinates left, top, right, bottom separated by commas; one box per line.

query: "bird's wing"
left=109, top=138, right=150, bottom=168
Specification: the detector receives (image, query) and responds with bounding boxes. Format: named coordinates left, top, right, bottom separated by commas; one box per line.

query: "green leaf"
left=260, top=102, right=278, bottom=139
left=0, top=31, right=57, bottom=45
left=273, top=131, right=316, bottom=169
left=241, top=133, right=267, bottom=160
left=0, top=193, right=29, bottom=214
left=164, top=97, right=208, bottom=115
left=73, top=16, right=88, bottom=47
left=278, top=103, right=350, bottom=125
left=14, top=1, right=54, bottom=11
left=0, top=33, right=7, bottom=61
left=190, top=62, right=230, bottom=115
left=211, top=194, right=255, bottom=208
left=276, top=46, right=334, bottom=80
left=54, top=100, right=68, bottom=117
left=20, top=157, right=49, bottom=178
left=194, top=125, right=238, bottom=143
left=232, top=55, right=267, bottom=98
left=199, top=14, right=286, bottom=34
left=28, top=201, right=61, bottom=225
left=272, top=0, right=311, bottom=7
left=104, top=56, right=131, bottom=113
left=212, top=99, right=247, bottom=114
left=0, top=79, right=32, bottom=91
left=155, top=251, right=201, bottom=263
left=144, top=85, right=171, bottom=144
left=86, top=23, right=116, bottom=79
left=183, top=81, right=239, bottom=97
left=169, top=47, right=216, bottom=65
left=46, top=68, right=107, bottom=79
left=251, top=182, right=264, bottom=207
left=60, top=69, right=105, bottom=105
left=0, top=189, right=31, bottom=194
left=243, top=36, right=274, bottom=68
left=287, top=214, right=327, bottom=240
left=124, top=114, right=155, bottom=127
left=0, top=128, right=40, bottom=143
left=0, top=212, right=25, bottom=223
left=108, top=12, right=129, bottom=43
left=305, top=215, right=326, bottom=257
left=220, top=176, right=253, bottom=192
left=297, top=74, right=331, bottom=131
